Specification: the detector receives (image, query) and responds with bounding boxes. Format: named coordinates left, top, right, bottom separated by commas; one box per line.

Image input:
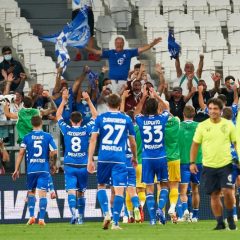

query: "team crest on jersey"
left=220, top=124, right=227, bottom=134
left=117, top=58, right=125, bottom=65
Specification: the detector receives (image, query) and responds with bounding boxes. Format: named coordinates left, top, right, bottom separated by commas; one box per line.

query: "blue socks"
left=77, top=197, right=86, bottom=216
left=158, top=188, right=169, bottom=209
left=97, top=189, right=109, bottom=216
left=28, top=195, right=36, bottom=217
left=131, top=196, right=140, bottom=208
left=182, top=201, right=188, bottom=212
left=68, top=194, right=76, bottom=217
left=39, top=197, right=47, bottom=220
left=113, top=195, right=124, bottom=226
left=146, top=194, right=155, bottom=221
left=192, top=208, right=199, bottom=219
left=176, top=197, right=183, bottom=218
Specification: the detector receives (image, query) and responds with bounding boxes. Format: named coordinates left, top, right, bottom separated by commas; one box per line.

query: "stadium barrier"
left=1, top=173, right=236, bottom=224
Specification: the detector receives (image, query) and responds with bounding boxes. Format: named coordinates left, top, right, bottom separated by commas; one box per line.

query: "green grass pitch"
left=0, top=221, right=239, bottom=240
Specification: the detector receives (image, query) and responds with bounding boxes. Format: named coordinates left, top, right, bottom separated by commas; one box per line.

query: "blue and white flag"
left=88, top=70, right=98, bottom=89
left=40, top=6, right=90, bottom=73
left=168, top=31, right=181, bottom=60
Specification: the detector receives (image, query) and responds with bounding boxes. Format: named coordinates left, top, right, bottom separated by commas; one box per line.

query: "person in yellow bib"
left=190, top=98, right=237, bottom=230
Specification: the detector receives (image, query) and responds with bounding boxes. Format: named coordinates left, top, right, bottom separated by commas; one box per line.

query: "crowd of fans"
left=0, top=35, right=239, bottom=173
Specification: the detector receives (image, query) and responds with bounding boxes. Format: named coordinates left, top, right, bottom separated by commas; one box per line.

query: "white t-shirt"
left=72, top=0, right=92, bottom=10
left=172, top=74, right=199, bottom=96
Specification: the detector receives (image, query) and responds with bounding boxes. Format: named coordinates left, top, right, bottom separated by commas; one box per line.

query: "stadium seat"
left=208, top=0, right=231, bottom=24
left=227, top=13, right=240, bottom=42
left=198, top=15, right=221, bottom=45
left=205, top=32, right=228, bottom=63
left=130, top=0, right=141, bottom=7
left=162, top=0, right=185, bottom=24
left=179, top=32, right=203, bottom=61
left=173, top=14, right=196, bottom=42
left=92, top=0, right=105, bottom=23
left=154, top=33, right=169, bottom=63
left=232, top=0, right=240, bottom=13
left=223, top=54, right=240, bottom=80
left=4, top=18, right=33, bottom=46
left=95, top=16, right=117, bottom=49
left=109, top=1, right=132, bottom=31
left=145, top=15, right=168, bottom=44
left=229, top=32, right=240, bottom=54
left=138, top=0, right=161, bottom=27
left=29, top=55, right=56, bottom=89
left=187, top=0, right=208, bottom=20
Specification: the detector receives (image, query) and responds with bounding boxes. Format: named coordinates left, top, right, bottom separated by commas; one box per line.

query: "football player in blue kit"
left=12, top=115, right=57, bottom=226
left=88, top=94, right=137, bottom=230
left=134, top=86, right=169, bottom=225
left=56, top=89, right=97, bottom=225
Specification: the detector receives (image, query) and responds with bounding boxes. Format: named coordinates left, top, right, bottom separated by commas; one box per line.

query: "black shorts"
left=202, top=163, right=233, bottom=195
left=72, top=8, right=94, bottom=36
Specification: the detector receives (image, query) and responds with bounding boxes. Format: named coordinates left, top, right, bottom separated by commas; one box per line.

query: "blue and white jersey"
left=205, top=104, right=238, bottom=124
left=93, top=111, right=135, bottom=163
left=231, top=143, right=238, bottom=160
left=21, top=130, right=57, bottom=174
left=101, top=49, right=138, bottom=80
left=58, top=118, right=94, bottom=166
left=135, top=111, right=169, bottom=160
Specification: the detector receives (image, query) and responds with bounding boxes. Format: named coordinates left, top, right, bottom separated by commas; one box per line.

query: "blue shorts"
left=180, top=163, right=202, bottom=185
left=64, top=165, right=88, bottom=192
left=232, top=164, right=240, bottom=184
left=127, top=167, right=136, bottom=187
left=27, top=172, right=49, bottom=191
left=97, top=162, right=127, bottom=187
left=142, top=158, right=168, bottom=184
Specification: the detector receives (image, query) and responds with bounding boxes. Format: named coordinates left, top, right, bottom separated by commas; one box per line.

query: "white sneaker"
left=191, top=217, right=198, bottom=223
left=134, top=207, right=141, bottom=223
left=177, top=218, right=184, bottom=223
left=122, top=216, right=128, bottom=224
left=234, top=215, right=238, bottom=222
left=111, top=224, right=122, bottom=230
left=183, top=210, right=190, bottom=222
left=103, top=214, right=111, bottom=230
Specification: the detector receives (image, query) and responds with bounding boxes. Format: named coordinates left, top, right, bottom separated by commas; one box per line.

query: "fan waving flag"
left=40, top=6, right=90, bottom=73
left=168, top=31, right=181, bottom=60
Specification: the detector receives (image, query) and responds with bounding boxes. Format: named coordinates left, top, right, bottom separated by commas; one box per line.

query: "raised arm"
left=184, top=86, right=196, bottom=103
left=155, top=63, right=165, bottom=96
left=3, top=73, right=14, bottom=95
left=196, top=54, right=204, bottom=79
left=138, top=37, right=162, bottom=54
left=82, top=91, right=98, bottom=119
left=40, top=91, right=57, bottom=116
left=150, top=87, right=169, bottom=111
left=134, top=85, right=148, bottom=116
left=120, top=90, right=130, bottom=112
left=4, top=103, right=18, bottom=119
left=72, top=66, right=88, bottom=95
left=198, top=85, right=206, bottom=110
left=0, top=141, right=9, bottom=162
left=85, top=46, right=102, bottom=56
left=233, top=83, right=239, bottom=105
left=175, top=56, right=183, bottom=78
left=53, top=67, right=63, bottom=95
left=56, top=89, right=69, bottom=120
